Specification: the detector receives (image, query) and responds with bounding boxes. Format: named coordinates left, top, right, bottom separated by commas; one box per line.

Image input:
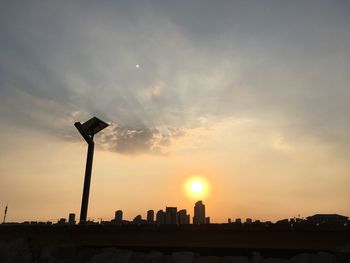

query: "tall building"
left=156, top=210, right=166, bottom=224
left=147, top=210, right=154, bottom=223
left=193, top=200, right=206, bottom=224
left=165, top=207, right=177, bottom=224
left=177, top=209, right=190, bottom=224
left=115, top=210, right=123, bottom=224
left=68, top=213, right=76, bottom=225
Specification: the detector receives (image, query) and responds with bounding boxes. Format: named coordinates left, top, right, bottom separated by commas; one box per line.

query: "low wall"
left=0, top=225, right=349, bottom=262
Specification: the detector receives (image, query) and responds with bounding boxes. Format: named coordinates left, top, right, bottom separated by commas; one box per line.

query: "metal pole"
left=3, top=205, right=7, bottom=224
left=79, top=141, right=95, bottom=223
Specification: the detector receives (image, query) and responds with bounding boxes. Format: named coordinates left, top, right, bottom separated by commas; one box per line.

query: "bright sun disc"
left=190, top=181, right=204, bottom=193
left=185, top=177, right=209, bottom=199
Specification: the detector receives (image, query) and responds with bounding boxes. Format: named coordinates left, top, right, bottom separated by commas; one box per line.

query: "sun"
left=190, top=181, right=204, bottom=193
left=185, top=177, right=209, bottom=199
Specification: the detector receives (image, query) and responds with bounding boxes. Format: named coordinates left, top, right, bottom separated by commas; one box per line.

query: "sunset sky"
left=1, top=1, right=350, bottom=223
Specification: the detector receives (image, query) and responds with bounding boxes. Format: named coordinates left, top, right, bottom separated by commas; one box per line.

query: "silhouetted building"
left=246, top=218, right=252, bottom=224
left=115, top=210, right=123, bottom=224
left=57, top=218, right=66, bottom=224
left=156, top=210, right=166, bottom=224
left=147, top=210, right=154, bottom=223
left=68, top=213, right=76, bottom=225
left=228, top=218, right=232, bottom=224
left=205, top=217, right=210, bottom=224
left=166, top=207, right=177, bottom=224
left=307, top=214, right=348, bottom=224
left=295, top=218, right=304, bottom=223
left=177, top=209, right=190, bottom=224
left=235, top=218, right=242, bottom=224
left=193, top=201, right=206, bottom=224
left=133, top=215, right=144, bottom=224
left=276, top=219, right=289, bottom=225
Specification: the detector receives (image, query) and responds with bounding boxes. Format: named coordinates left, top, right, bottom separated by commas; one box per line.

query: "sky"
left=0, top=0, right=350, bottom=223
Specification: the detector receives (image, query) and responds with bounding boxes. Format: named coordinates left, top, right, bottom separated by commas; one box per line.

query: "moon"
left=136, top=64, right=140, bottom=68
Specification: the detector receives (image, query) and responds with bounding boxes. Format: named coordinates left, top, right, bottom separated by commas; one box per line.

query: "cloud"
left=272, top=134, right=292, bottom=152
left=1, top=1, right=350, bottom=155
left=137, top=83, right=162, bottom=103
left=96, top=122, right=186, bottom=155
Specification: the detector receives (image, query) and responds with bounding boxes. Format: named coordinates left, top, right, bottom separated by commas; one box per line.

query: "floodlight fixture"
left=75, top=116, right=109, bottom=224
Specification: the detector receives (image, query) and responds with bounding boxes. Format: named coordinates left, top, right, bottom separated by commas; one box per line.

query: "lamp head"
left=75, top=116, right=109, bottom=143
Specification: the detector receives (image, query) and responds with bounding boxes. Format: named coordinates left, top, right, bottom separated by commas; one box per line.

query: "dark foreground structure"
left=0, top=224, right=349, bottom=262
left=74, top=116, right=109, bottom=224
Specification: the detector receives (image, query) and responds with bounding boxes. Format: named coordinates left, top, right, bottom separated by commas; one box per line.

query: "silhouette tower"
left=75, top=117, right=108, bottom=223
left=193, top=200, right=206, bottom=224
left=3, top=205, right=7, bottom=224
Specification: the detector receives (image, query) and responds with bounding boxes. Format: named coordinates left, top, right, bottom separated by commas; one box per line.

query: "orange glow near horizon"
left=185, top=176, right=210, bottom=199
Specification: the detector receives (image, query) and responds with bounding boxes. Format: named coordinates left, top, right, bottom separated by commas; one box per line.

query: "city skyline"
left=2, top=199, right=349, bottom=225
left=1, top=1, right=350, bottom=223
left=2, top=198, right=348, bottom=228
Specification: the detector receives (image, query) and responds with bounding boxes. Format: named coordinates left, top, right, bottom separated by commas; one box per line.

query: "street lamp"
left=75, top=116, right=109, bottom=224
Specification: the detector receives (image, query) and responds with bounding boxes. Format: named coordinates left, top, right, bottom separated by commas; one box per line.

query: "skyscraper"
left=177, top=209, right=190, bottom=224
left=68, top=213, right=76, bottom=225
left=165, top=207, right=177, bottom=224
left=156, top=210, right=166, bottom=224
left=147, top=210, right=154, bottom=223
left=193, top=200, right=206, bottom=225
left=115, top=210, right=123, bottom=224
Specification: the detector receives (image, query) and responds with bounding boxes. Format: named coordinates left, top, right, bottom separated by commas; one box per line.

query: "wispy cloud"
left=1, top=1, right=350, bottom=155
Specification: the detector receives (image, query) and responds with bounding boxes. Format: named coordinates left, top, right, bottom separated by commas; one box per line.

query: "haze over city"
left=1, top=1, right=350, bottom=224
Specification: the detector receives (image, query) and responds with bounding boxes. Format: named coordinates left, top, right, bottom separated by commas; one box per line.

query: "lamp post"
left=75, top=117, right=108, bottom=224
